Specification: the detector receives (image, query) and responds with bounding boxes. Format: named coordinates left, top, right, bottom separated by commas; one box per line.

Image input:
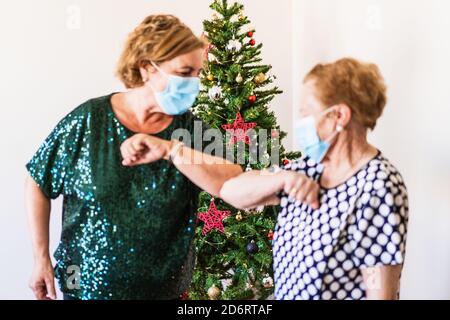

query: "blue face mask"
left=295, top=108, right=342, bottom=163
left=149, top=62, right=200, bottom=116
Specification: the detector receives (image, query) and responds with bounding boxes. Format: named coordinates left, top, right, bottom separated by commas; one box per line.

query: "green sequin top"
left=26, top=93, right=204, bottom=300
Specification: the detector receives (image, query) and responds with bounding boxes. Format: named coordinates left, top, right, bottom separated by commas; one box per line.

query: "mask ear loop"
left=150, top=61, right=168, bottom=77
left=147, top=61, right=169, bottom=93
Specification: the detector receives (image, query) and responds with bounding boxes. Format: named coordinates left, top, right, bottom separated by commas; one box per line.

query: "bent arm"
left=172, top=145, right=243, bottom=197
left=361, top=265, right=403, bottom=300
left=220, top=170, right=286, bottom=210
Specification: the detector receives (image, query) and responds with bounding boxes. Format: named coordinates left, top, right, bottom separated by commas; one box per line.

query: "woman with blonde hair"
left=221, top=58, right=409, bottom=300
left=25, top=14, right=242, bottom=300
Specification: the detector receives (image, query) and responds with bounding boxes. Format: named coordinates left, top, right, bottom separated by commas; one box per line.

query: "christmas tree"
left=188, top=0, right=300, bottom=300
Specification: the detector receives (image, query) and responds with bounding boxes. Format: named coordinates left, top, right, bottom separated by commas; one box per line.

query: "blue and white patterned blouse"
left=273, top=152, right=409, bottom=300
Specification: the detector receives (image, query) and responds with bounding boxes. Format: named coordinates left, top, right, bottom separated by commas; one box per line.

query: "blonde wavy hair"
left=116, top=15, right=205, bottom=88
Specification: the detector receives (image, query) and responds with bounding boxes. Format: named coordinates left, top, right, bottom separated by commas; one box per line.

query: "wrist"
left=279, top=170, right=292, bottom=191
left=34, top=252, right=51, bottom=264
left=164, top=140, right=184, bottom=163
left=162, top=139, right=174, bottom=161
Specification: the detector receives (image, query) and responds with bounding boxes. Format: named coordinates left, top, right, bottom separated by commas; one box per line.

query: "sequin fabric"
left=26, top=94, right=202, bottom=299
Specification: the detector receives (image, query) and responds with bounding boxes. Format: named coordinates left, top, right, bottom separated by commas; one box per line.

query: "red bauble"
left=248, top=95, right=257, bottom=104
left=249, top=39, right=256, bottom=46
left=267, top=230, right=274, bottom=241
left=283, top=159, right=290, bottom=166
left=179, top=290, right=189, bottom=300
left=247, top=31, right=254, bottom=37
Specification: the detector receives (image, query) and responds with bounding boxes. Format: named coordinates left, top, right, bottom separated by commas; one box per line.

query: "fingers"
left=30, top=280, right=50, bottom=300
left=304, top=182, right=320, bottom=209
left=121, top=135, right=169, bottom=166
left=284, top=173, right=320, bottom=209
left=33, top=283, right=47, bottom=300
left=45, top=277, right=57, bottom=300
left=121, top=135, right=148, bottom=166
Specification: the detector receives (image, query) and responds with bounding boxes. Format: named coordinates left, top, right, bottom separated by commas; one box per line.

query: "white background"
left=0, top=0, right=449, bottom=299
left=293, top=0, right=450, bottom=299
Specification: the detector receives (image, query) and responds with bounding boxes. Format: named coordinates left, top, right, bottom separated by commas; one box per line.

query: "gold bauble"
left=254, top=72, right=266, bottom=84
left=236, top=212, right=243, bottom=221
left=235, top=73, right=243, bottom=83
left=207, top=73, right=214, bottom=81
left=207, top=284, right=221, bottom=300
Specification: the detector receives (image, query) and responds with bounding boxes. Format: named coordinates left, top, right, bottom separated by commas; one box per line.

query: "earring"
left=336, top=124, right=344, bottom=133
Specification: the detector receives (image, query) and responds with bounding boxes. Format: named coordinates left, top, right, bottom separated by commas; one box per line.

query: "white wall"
left=293, top=0, right=450, bottom=299
left=0, top=0, right=293, bottom=299
left=1, top=0, right=449, bottom=300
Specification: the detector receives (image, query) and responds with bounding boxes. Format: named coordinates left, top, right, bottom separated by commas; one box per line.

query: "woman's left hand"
left=121, top=134, right=171, bottom=166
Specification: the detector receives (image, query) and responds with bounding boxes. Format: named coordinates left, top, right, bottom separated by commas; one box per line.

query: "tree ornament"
left=247, top=31, right=254, bottom=37
left=239, top=13, right=245, bottom=21
left=254, top=72, right=266, bottom=84
left=283, top=158, right=290, bottom=166
left=207, top=284, right=221, bottom=300
left=221, top=112, right=257, bottom=146
left=248, top=94, right=257, bottom=104
left=208, top=85, right=223, bottom=101
left=246, top=240, right=258, bottom=254
left=230, top=14, right=239, bottom=23
left=262, top=275, right=274, bottom=288
left=221, top=278, right=233, bottom=291
left=245, top=164, right=252, bottom=172
left=249, top=38, right=256, bottom=46
left=267, top=230, right=274, bottom=241
left=198, top=199, right=230, bottom=236
left=226, top=39, right=242, bottom=53
left=235, top=212, right=243, bottom=221
left=207, top=73, right=214, bottom=81
left=179, top=290, right=189, bottom=300
left=235, top=73, right=243, bottom=83
left=208, top=52, right=218, bottom=63
left=271, top=130, right=279, bottom=138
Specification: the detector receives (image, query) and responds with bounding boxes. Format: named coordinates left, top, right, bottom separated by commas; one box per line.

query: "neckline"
left=107, top=92, right=176, bottom=136
left=319, top=150, right=382, bottom=191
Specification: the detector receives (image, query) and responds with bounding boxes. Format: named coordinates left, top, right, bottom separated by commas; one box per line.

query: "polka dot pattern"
left=273, top=153, right=409, bottom=300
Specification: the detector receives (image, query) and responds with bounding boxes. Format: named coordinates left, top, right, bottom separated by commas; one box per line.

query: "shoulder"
left=362, top=153, right=408, bottom=198
left=282, top=156, right=324, bottom=181
left=357, top=153, right=409, bottom=222
left=50, top=93, right=113, bottom=138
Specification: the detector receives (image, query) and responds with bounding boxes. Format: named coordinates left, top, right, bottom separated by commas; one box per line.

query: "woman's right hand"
left=29, top=257, right=57, bottom=300
left=281, top=171, right=320, bottom=210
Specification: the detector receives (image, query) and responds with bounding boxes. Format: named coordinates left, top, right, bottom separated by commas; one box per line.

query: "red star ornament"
left=198, top=200, right=231, bottom=236
left=221, top=112, right=257, bottom=146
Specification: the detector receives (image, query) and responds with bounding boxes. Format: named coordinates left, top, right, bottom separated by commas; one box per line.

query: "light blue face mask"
left=295, top=108, right=342, bottom=163
left=149, top=62, right=200, bottom=116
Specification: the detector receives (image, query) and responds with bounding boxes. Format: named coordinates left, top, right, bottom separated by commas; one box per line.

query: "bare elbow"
left=220, top=178, right=246, bottom=210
